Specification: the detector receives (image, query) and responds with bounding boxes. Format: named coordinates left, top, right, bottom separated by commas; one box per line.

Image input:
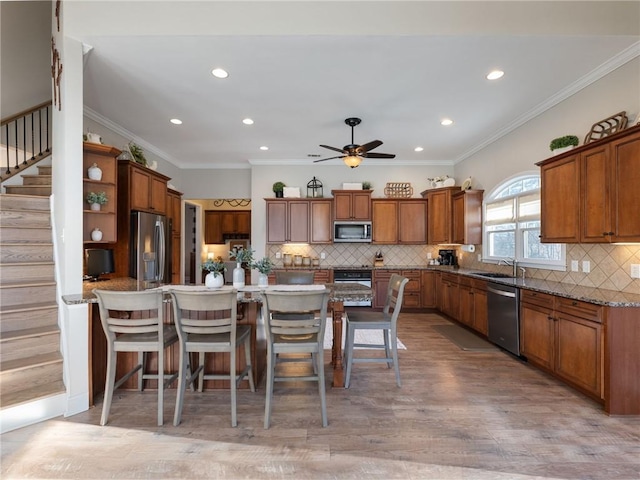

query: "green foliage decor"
left=230, top=246, right=254, bottom=265
left=201, top=259, right=226, bottom=277
left=128, top=142, right=148, bottom=166
left=251, top=257, right=275, bottom=275
left=86, top=191, right=108, bottom=205
left=549, top=135, right=579, bottom=151
left=272, top=182, right=286, bottom=193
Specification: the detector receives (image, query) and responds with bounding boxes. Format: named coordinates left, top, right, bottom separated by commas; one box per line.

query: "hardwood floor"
left=2, top=312, right=639, bottom=479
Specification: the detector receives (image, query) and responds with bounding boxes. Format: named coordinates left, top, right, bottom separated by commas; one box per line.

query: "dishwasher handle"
left=487, top=286, right=517, bottom=298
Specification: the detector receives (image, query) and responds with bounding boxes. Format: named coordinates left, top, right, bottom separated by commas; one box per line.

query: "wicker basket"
left=384, top=182, right=413, bottom=198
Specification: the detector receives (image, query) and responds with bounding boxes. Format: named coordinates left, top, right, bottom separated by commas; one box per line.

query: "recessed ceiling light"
left=211, top=68, right=228, bottom=79
left=487, top=70, right=504, bottom=80
left=170, top=118, right=182, bottom=125
left=260, top=146, right=269, bottom=151
left=414, top=147, right=424, bottom=152
left=242, top=118, right=254, bottom=125
left=441, top=119, right=454, bottom=126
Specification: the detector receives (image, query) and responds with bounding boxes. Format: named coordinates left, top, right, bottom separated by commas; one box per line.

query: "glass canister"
left=283, top=253, right=292, bottom=266
left=302, top=256, right=311, bottom=266
left=294, top=254, right=303, bottom=266
left=311, top=257, right=320, bottom=267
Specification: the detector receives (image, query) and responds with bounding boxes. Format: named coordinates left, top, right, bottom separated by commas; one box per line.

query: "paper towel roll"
left=461, top=244, right=475, bottom=253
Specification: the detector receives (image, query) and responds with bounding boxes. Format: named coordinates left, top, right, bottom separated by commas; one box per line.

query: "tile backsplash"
left=266, top=243, right=640, bottom=295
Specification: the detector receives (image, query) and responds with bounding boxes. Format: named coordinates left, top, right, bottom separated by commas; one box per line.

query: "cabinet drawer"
left=521, top=289, right=554, bottom=308
left=471, top=278, right=487, bottom=291
left=373, top=270, right=398, bottom=280
left=401, top=270, right=421, bottom=292
left=313, top=269, right=332, bottom=284
left=441, top=272, right=459, bottom=284
left=458, top=276, right=473, bottom=287
left=556, top=297, right=603, bottom=323
left=403, top=292, right=422, bottom=308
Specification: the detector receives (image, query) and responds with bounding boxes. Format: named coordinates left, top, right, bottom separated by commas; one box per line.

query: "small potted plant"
left=549, top=135, right=579, bottom=155
left=202, top=258, right=226, bottom=288
left=251, top=256, right=275, bottom=287
left=362, top=181, right=372, bottom=190
left=128, top=142, right=148, bottom=166
left=272, top=181, right=286, bottom=198
left=229, top=246, right=255, bottom=288
left=86, top=191, right=108, bottom=211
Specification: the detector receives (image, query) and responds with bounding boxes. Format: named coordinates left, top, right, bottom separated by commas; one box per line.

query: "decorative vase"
left=258, top=273, right=269, bottom=287
left=233, top=262, right=245, bottom=288
left=205, top=272, right=224, bottom=288
left=88, top=163, right=102, bottom=181
left=90, top=203, right=101, bottom=211
left=91, top=228, right=103, bottom=241
left=275, top=191, right=283, bottom=198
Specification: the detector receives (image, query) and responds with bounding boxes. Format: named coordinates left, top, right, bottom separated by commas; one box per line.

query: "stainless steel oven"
left=333, top=269, right=372, bottom=307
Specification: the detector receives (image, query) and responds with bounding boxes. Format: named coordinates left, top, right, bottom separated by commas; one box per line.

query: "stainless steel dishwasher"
left=487, top=282, right=520, bottom=356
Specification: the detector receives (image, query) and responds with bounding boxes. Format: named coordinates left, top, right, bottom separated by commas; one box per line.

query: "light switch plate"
left=631, top=264, right=640, bottom=279
left=582, top=260, right=591, bottom=273
left=427, top=252, right=432, bottom=259
left=275, top=252, right=281, bottom=259
left=321, top=252, right=326, bottom=259
left=571, top=260, right=579, bottom=272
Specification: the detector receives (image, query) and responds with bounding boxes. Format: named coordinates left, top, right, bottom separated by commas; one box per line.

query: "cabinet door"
left=168, top=192, right=182, bottom=235
left=288, top=201, right=310, bottom=243
left=372, top=200, right=398, bottom=244
left=399, top=201, right=427, bottom=244
left=373, top=271, right=397, bottom=309
left=204, top=211, right=223, bottom=244
left=427, top=190, right=451, bottom=244
left=235, top=211, right=251, bottom=235
left=171, top=233, right=181, bottom=284
left=520, top=302, right=554, bottom=370
left=452, top=190, right=483, bottom=245
left=473, top=287, right=488, bottom=335
left=610, top=130, right=640, bottom=242
left=352, top=192, right=372, bottom=220
left=149, top=175, right=167, bottom=214
left=333, top=192, right=352, bottom=220
left=458, top=284, right=474, bottom=327
left=130, top=168, right=151, bottom=211
left=540, top=154, right=580, bottom=242
left=581, top=145, right=611, bottom=242
left=555, top=312, right=601, bottom=398
left=401, top=270, right=421, bottom=308
left=421, top=270, right=437, bottom=308
left=310, top=200, right=332, bottom=243
left=266, top=201, right=287, bottom=244
left=221, top=212, right=237, bottom=233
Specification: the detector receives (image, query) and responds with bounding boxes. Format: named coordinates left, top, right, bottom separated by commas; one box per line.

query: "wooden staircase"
left=3, top=164, right=52, bottom=196
left=0, top=193, right=64, bottom=411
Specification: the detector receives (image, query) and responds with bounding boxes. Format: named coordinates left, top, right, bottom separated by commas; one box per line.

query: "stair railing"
left=1, top=101, right=52, bottom=182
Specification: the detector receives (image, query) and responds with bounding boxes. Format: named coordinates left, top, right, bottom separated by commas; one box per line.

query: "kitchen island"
left=63, top=280, right=372, bottom=401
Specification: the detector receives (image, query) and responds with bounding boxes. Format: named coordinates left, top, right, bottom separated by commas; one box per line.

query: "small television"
left=85, top=248, right=115, bottom=281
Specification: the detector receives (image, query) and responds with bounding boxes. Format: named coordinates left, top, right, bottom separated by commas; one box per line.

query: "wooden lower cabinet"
left=421, top=270, right=437, bottom=308
left=268, top=269, right=331, bottom=285
left=439, top=272, right=459, bottom=320
left=457, top=277, right=488, bottom=335
left=520, top=290, right=602, bottom=400
left=373, top=269, right=421, bottom=309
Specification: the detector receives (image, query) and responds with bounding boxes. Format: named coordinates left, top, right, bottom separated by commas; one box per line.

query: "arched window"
left=483, top=173, right=565, bottom=270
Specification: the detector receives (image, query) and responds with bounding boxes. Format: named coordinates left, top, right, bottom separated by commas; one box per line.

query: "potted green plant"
left=251, top=256, right=275, bottom=287
left=201, top=258, right=226, bottom=288
left=362, top=181, right=372, bottom=190
left=549, top=135, right=579, bottom=154
left=128, top=142, right=148, bottom=166
left=229, top=246, right=254, bottom=288
left=86, top=191, right=108, bottom=211
left=272, top=181, right=286, bottom=198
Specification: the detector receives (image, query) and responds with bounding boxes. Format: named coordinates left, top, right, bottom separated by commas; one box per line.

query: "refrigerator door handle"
left=156, top=219, right=166, bottom=282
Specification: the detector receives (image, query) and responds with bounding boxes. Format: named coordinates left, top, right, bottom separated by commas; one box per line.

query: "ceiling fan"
left=314, top=117, right=396, bottom=168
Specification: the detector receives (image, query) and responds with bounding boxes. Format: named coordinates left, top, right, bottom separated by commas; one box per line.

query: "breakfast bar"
left=63, top=280, right=372, bottom=402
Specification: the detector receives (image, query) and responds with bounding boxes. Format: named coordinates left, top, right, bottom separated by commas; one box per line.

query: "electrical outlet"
left=571, top=260, right=579, bottom=272
left=477, top=254, right=482, bottom=262
left=631, top=264, right=640, bottom=279
left=582, top=260, right=591, bottom=273
left=321, top=252, right=326, bottom=260
left=275, top=252, right=281, bottom=259
left=427, top=252, right=432, bottom=259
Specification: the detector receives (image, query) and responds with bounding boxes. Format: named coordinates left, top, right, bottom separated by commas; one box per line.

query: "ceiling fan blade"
left=313, top=155, right=345, bottom=163
left=319, top=144, right=346, bottom=154
left=356, top=140, right=383, bottom=153
left=363, top=152, right=396, bottom=159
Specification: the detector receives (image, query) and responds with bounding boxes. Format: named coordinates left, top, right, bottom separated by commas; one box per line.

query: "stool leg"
left=100, top=348, right=117, bottom=426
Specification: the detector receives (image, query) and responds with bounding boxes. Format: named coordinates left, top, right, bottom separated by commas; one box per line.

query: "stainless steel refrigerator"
left=130, top=211, right=171, bottom=283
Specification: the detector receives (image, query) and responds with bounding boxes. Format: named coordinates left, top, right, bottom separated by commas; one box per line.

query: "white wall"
left=0, top=1, right=51, bottom=116
left=453, top=58, right=640, bottom=194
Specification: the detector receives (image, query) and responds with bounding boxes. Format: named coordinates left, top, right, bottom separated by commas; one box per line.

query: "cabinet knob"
left=571, top=301, right=578, bottom=306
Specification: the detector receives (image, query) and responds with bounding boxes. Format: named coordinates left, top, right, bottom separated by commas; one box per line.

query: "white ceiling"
left=75, top=1, right=640, bottom=169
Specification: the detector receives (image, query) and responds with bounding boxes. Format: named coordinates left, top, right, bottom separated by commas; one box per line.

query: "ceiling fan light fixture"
left=343, top=155, right=362, bottom=168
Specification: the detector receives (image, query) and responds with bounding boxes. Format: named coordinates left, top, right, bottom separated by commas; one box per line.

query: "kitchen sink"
left=470, top=272, right=514, bottom=279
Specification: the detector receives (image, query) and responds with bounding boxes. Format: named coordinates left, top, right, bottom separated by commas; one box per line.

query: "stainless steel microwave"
left=334, top=221, right=372, bottom=243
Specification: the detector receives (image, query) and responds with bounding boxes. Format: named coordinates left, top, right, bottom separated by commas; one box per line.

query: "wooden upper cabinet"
left=399, top=200, right=427, bottom=244
left=423, top=187, right=457, bottom=244
left=204, top=210, right=251, bottom=244
left=539, top=154, right=580, bottom=243
left=310, top=200, right=333, bottom=243
left=332, top=190, right=372, bottom=220
left=119, top=160, right=169, bottom=215
left=167, top=189, right=182, bottom=235
left=452, top=190, right=483, bottom=245
left=538, top=124, right=640, bottom=244
left=204, top=211, right=223, bottom=244
left=372, top=200, right=398, bottom=244
left=608, top=129, right=640, bottom=242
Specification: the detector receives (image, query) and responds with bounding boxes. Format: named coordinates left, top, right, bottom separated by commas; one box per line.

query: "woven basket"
left=384, top=182, right=413, bottom=198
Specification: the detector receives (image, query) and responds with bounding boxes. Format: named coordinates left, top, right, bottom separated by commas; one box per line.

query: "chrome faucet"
left=499, top=258, right=518, bottom=278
